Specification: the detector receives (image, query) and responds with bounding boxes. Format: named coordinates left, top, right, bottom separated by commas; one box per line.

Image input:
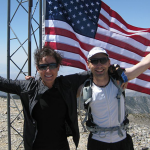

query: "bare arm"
left=125, top=53, right=150, bottom=81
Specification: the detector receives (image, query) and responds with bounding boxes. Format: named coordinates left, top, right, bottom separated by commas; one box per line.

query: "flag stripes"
left=44, top=0, right=150, bottom=94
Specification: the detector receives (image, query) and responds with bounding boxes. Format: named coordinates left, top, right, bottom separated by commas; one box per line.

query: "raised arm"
left=125, top=53, right=150, bottom=81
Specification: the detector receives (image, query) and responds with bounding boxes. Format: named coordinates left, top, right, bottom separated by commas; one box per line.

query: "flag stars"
left=63, top=10, right=67, bottom=14
left=70, top=1, right=74, bottom=4
left=84, top=10, right=88, bottom=14
left=90, top=9, right=93, bottom=13
left=67, top=17, right=71, bottom=20
left=49, top=10, right=53, bottom=14
left=95, top=8, right=98, bottom=12
left=88, top=16, right=92, bottom=20
left=83, top=18, right=86, bottom=21
left=73, top=14, right=76, bottom=18
left=59, top=12, right=63, bottom=15
left=93, top=15, right=97, bottom=19
left=46, top=0, right=100, bottom=38
left=59, top=4, right=63, bottom=8
left=80, top=5, right=84, bottom=8
left=85, top=4, right=89, bottom=7
left=91, top=29, right=95, bottom=33
left=77, top=20, right=80, bottom=24
left=91, top=2, right=94, bottom=6
left=74, top=6, right=78, bottom=10
left=68, top=9, right=72, bottom=12
left=48, top=1, right=52, bottom=5
left=79, top=12, right=82, bottom=15
left=81, top=26, right=84, bottom=30
left=64, top=3, right=68, bottom=7
left=96, top=2, right=100, bottom=5
left=54, top=6, right=58, bottom=10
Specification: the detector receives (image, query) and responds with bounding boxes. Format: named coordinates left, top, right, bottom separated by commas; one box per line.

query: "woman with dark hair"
left=0, top=46, right=91, bottom=150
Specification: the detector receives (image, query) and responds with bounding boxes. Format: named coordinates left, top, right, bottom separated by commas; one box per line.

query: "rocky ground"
left=0, top=97, right=150, bottom=150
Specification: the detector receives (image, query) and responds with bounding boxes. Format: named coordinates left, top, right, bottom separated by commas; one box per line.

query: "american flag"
left=43, top=0, right=150, bottom=94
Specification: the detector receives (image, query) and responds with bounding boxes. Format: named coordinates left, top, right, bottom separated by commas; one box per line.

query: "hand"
left=109, top=64, right=126, bottom=83
left=109, top=64, right=121, bottom=74
left=121, top=82, right=128, bottom=90
left=25, top=76, right=34, bottom=80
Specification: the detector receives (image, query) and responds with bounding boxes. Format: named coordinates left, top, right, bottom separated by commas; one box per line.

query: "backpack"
left=78, top=76, right=129, bottom=137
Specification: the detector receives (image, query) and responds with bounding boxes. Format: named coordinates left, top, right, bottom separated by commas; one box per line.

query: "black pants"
left=87, top=133, right=134, bottom=150
left=33, top=140, right=70, bottom=150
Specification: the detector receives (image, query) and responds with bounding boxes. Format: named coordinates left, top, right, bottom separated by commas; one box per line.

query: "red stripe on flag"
left=101, top=1, right=150, bottom=32
left=45, top=42, right=87, bottom=61
left=62, top=58, right=87, bottom=70
left=99, top=14, right=150, bottom=46
left=46, top=40, right=140, bottom=66
left=128, top=83, right=150, bottom=95
left=137, top=73, right=150, bottom=82
left=45, top=27, right=93, bottom=51
left=95, top=32, right=149, bottom=57
left=108, top=51, right=139, bottom=65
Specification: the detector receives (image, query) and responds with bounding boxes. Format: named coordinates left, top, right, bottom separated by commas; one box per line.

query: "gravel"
left=0, top=97, right=150, bottom=150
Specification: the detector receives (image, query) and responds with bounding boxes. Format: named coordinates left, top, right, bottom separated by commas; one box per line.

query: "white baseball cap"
left=87, top=47, right=109, bottom=60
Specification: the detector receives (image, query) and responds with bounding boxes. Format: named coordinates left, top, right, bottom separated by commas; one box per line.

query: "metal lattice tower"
left=6, top=0, right=42, bottom=149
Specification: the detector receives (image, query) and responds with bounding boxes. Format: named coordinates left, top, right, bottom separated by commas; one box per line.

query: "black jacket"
left=0, top=71, right=91, bottom=150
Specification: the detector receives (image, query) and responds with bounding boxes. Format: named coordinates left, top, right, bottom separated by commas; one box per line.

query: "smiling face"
left=36, top=55, right=60, bottom=88
left=87, top=53, right=110, bottom=80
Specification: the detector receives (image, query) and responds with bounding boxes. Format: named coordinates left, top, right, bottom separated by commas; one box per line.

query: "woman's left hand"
left=25, top=76, right=34, bottom=80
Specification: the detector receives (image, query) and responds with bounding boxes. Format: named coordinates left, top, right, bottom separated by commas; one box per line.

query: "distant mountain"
left=1, top=90, right=150, bottom=114
left=125, top=89, right=150, bottom=97
left=0, top=91, right=20, bottom=99
left=126, top=96, right=150, bottom=114
left=0, top=91, right=8, bottom=97
left=0, top=89, right=149, bottom=97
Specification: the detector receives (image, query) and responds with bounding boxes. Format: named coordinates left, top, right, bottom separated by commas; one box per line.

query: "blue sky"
left=0, top=0, right=150, bottom=79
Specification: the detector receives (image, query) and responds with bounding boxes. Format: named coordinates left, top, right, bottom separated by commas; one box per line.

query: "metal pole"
left=28, top=0, right=33, bottom=75
left=7, top=0, right=11, bottom=149
left=39, top=0, right=42, bottom=49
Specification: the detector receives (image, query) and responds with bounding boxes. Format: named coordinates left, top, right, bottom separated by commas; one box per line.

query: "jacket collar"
left=37, top=78, right=49, bottom=94
left=37, top=76, right=70, bottom=94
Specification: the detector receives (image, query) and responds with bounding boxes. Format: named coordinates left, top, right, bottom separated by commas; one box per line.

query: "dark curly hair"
left=34, top=46, right=62, bottom=66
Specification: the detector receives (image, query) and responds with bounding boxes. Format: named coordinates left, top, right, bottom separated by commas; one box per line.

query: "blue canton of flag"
left=46, top=0, right=101, bottom=38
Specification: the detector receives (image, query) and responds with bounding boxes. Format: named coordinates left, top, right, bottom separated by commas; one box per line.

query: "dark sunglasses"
left=38, top=63, right=58, bottom=70
left=89, top=57, right=109, bottom=65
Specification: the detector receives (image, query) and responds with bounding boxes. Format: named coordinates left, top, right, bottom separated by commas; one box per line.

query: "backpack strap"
left=110, top=76, right=124, bottom=124
left=78, top=76, right=128, bottom=137
left=78, top=78, right=92, bottom=132
left=110, top=76, right=129, bottom=137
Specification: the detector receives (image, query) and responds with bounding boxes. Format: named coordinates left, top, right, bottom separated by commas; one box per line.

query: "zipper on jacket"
left=30, top=100, right=38, bottom=146
left=32, top=119, right=38, bottom=145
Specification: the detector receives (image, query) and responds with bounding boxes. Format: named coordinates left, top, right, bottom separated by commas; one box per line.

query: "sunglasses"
left=38, top=63, right=58, bottom=70
left=89, top=57, right=109, bottom=65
